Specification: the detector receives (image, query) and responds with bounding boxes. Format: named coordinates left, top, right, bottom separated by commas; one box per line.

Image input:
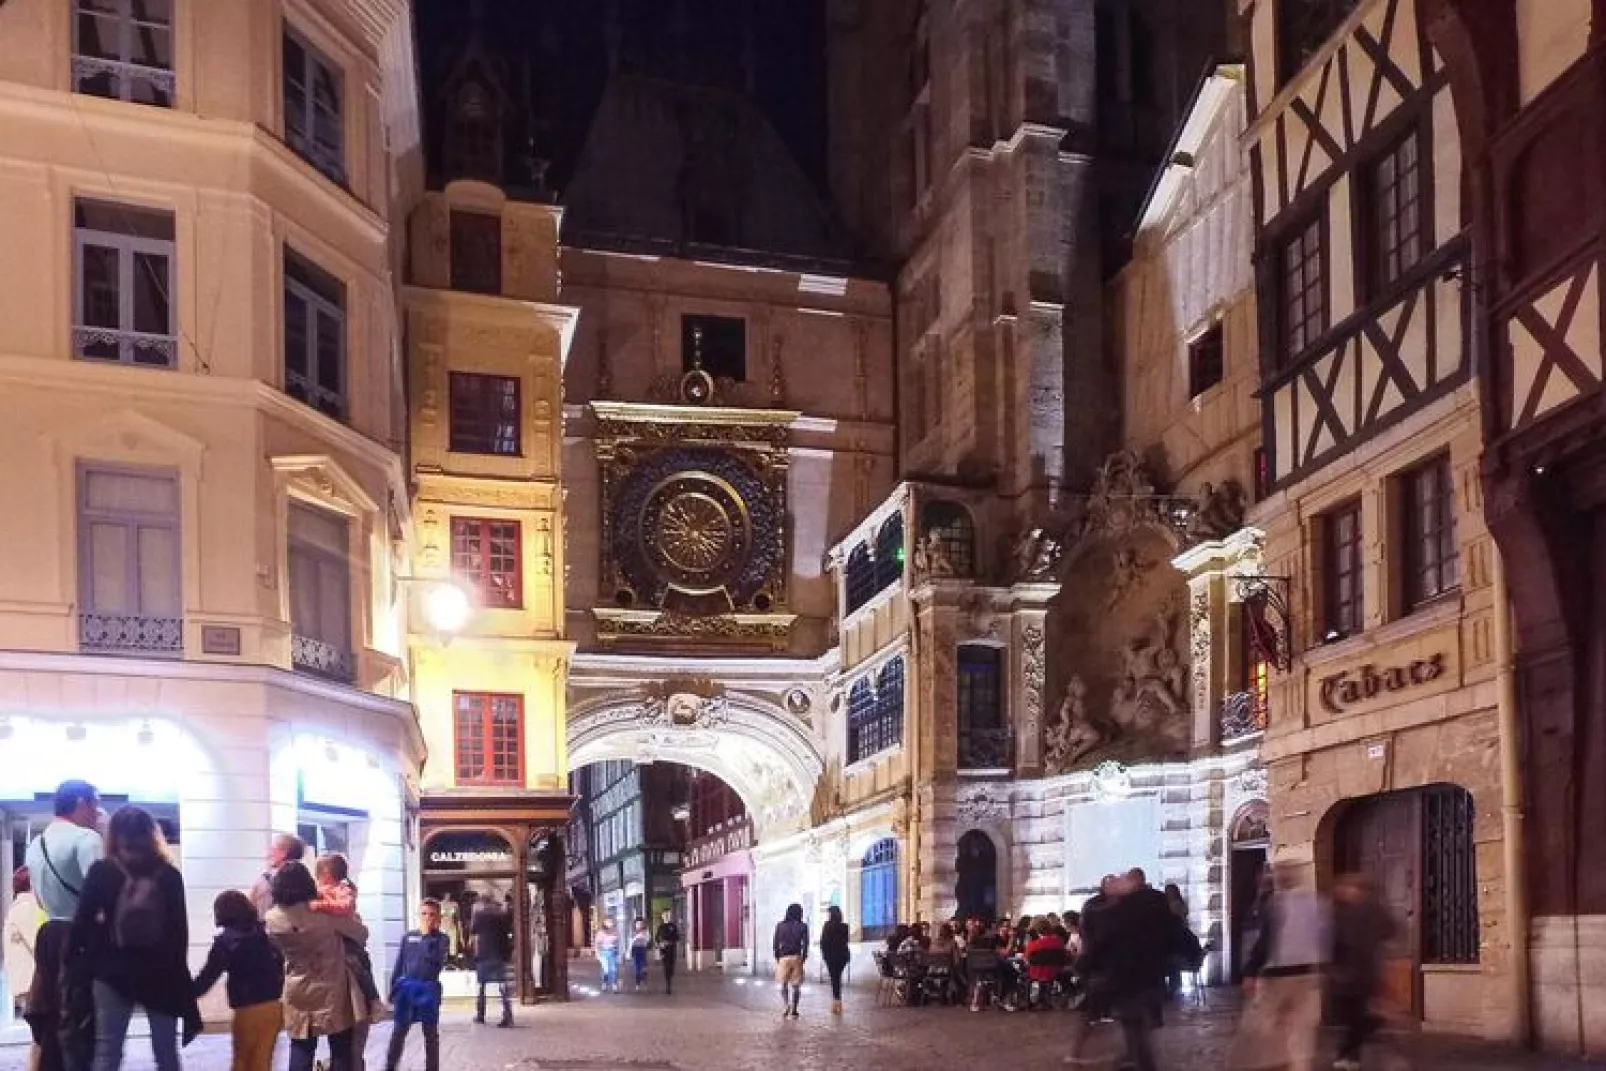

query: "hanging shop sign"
left=1319, top=653, right=1446, bottom=714
left=683, top=815, right=754, bottom=870
left=424, top=829, right=515, bottom=872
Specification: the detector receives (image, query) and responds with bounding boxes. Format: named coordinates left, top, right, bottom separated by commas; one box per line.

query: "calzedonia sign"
left=1320, top=653, right=1446, bottom=714
left=683, top=816, right=754, bottom=870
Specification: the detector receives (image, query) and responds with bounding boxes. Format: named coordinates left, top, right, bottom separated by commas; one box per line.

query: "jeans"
left=384, top=1001, right=439, bottom=1071
left=1116, top=999, right=1160, bottom=1071
left=597, top=950, right=619, bottom=988
left=826, top=962, right=847, bottom=1000
left=474, top=980, right=511, bottom=1023
left=91, top=981, right=178, bottom=1071
left=288, top=1031, right=354, bottom=1071
left=630, top=947, right=649, bottom=986
left=661, top=952, right=677, bottom=993
left=1333, top=989, right=1380, bottom=1061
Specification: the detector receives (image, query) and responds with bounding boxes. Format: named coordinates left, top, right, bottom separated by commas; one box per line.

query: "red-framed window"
left=453, top=691, right=523, bottom=786
left=450, top=517, right=521, bottom=608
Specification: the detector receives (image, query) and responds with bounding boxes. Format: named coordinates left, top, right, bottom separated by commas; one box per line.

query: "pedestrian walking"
left=654, top=910, right=681, bottom=995
left=470, top=894, right=513, bottom=1026
left=819, top=906, right=851, bottom=1016
left=266, top=860, right=371, bottom=1071
left=1163, top=883, right=1189, bottom=999
left=4, top=866, right=40, bottom=1018
left=772, top=904, right=809, bottom=1020
left=193, top=890, right=285, bottom=1071
left=629, top=919, right=651, bottom=990
left=1330, top=872, right=1397, bottom=1071
left=249, top=833, right=306, bottom=918
left=594, top=918, right=621, bottom=993
left=69, top=805, right=200, bottom=1071
left=1235, top=862, right=1330, bottom=1071
left=24, top=779, right=103, bottom=1071
left=383, top=899, right=449, bottom=1071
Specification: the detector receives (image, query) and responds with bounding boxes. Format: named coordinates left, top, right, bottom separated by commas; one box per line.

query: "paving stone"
left=3, top=965, right=1602, bottom=1070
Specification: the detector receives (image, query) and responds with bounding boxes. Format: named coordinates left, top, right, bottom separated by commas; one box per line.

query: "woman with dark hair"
left=266, top=861, right=370, bottom=1071
left=68, top=805, right=198, bottom=1071
left=818, top=906, right=851, bottom=1015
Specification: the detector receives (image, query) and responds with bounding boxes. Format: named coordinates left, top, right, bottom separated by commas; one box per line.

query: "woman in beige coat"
left=265, top=861, right=369, bottom=1071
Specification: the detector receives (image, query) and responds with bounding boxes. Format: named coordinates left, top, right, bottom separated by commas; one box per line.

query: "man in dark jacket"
left=385, top=899, right=450, bottom=1071
left=654, top=910, right=681, bottom=995
left=470, top=894, right=514, bottom=1027
left=772, top=904, right=810, bottom=1019
left=1330, top=873, right=1397, bottom=1070
left=1074, top=871, right=1197, bottom=1071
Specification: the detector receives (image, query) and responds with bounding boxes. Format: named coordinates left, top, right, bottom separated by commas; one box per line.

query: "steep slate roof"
left=561, top=74, right=849, bottom=267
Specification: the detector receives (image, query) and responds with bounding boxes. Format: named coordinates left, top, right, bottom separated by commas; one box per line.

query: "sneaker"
left=498, top=1017, right=513, bottom=1029
left=1333, top=1060, right=1362, bottom=1071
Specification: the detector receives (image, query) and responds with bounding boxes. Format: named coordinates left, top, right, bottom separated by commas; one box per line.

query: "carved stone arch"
left=271, top=454, right=381, bottom=518
left=1230, top=800, right=1272, bottom=845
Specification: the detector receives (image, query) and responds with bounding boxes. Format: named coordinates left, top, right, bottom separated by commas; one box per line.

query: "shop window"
left=77, top=464, right=182, bottom=656
left=1188, top=322, right=1225, bottom=398
left=919, top=501, right=975, bottom=577
left=451, top=517, right=522, bottom=609
left=1278, top=0, right=1361, bottom=85
left=1279, top=213, right=1327, bottom=364
left=283, top=250, right=347, bottom=420
left=454, top=692, right=523, bottom=786
left=860, top=838, right=898, bottom=941
left=73, top=199, right=176, bottom=367
left=957, top=645, right=1009, bottom=768
left=874, top=514, right=905, bottom=591
left=844, top=544, right=875, bottom=614
left=283, top=23, right=345, bottom=184
left=73, top=0, right=174, bottom=107
left=1319, top=498, right=1364, bottom=641
left=681, top=314, right=746, bottom=382
left=449, top=372, right=520, bottom=456
left=1366, top=130, right=1424, bottom=294
left=296, top=818, right=350, bottom=857
left=1400, top=454, right=1459, bottom=612
left=1422, top=786, right=1479, bottom=963
left=450, top=210, right=502, bottom=295
left=287, top=502, right=353, bottom=682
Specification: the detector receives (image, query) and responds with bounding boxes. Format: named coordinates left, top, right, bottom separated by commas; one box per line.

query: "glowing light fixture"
left=422, top=581, right=473, bottom=636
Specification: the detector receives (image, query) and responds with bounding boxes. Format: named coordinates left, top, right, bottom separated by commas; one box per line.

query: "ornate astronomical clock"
left=591, top=401, right=797, bottom=650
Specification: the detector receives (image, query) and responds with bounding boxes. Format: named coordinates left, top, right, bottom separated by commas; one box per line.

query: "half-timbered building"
left=1418, top=0, right=1606, bottom=1054
left=1243, top=0, right=1513, bottom=1038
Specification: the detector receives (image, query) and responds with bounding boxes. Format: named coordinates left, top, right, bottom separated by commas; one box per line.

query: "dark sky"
left=415, top=0, right=830, bottom=197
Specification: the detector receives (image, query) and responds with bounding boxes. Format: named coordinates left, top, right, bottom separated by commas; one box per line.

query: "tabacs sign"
left=1319, top=653, right=1446, bottom=714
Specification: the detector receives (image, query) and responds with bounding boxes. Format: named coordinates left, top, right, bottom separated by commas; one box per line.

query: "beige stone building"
left=0, top=0, right=423, bottom=1027
left=1241, top=0, right=1507, bottom=1038
left=403, top=175, right=579, bottom=1000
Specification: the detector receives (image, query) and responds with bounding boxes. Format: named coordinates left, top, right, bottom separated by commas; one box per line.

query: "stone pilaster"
left=1010, top=584, right=1058, bottom=774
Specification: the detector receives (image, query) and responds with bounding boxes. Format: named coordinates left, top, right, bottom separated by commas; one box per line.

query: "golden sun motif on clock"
left=658, top=492, right=733, bottom=573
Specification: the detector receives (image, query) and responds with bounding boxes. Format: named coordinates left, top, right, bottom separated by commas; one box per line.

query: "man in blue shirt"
left=23, top=781, right=102, bottom=921
left=384, top=899, right=449, bottom=1071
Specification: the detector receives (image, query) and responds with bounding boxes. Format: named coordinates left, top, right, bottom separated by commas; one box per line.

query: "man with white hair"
left=249, top=832, right=306, bottom=916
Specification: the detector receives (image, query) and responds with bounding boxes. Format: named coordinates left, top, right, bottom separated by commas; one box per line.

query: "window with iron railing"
left=73, top=0, right=174, bottom=107
left=73, top=199, right=176, bottom=368
left=283, top=251, right=346, bottom=420
left=283, top=25, right=345, bottom=184
left=958, top=645, right=1010, bottom=768
left=920, top=500, right=975, bottom=577
left=874, top=515, right=905, bottom=591
left=287, top=503, right=352, bottom=682
left=77, top=464, right=182, bottom=656
left=449, top=372, right=521, bottom=456
left=1422, top=785, right=1479, bottom=963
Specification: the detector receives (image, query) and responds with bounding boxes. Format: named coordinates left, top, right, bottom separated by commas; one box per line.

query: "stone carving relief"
left=1237, top=766, right=1268, bottom=797
left=1106, top=547, right=1154, bottom=609
left=1007, top=527, right=1065, bottom=583
left=1044, top=675, right=1102, bottom=773
left=911, top=530, right=958, bottom=580
left=1022, top=624, right=1045, bottom=742
left=1108, top=598, right=1190, bottom=753
left=1190, top=589, right=1212, bottom=721
left=955, top=783, right=1011, bottom=825
left=1090, top=761, right=1134, bottom=801
left=1185, top=481, right=1248, bottom=545
left=750, top=761, right=804, bottom=828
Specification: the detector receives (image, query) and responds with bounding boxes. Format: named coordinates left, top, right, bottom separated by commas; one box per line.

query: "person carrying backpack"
left=68, top=806, right=199, bottom=1071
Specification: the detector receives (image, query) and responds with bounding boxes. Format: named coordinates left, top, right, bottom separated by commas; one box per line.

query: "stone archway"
left=566, top=679, right=824, bottom=841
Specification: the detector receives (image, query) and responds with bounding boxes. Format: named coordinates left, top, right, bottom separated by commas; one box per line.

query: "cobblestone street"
left=5, top=965, right=1603, bottom=1071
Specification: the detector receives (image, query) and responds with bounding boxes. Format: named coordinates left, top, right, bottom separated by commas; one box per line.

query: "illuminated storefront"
left=680, top=814, right=754, bottom=970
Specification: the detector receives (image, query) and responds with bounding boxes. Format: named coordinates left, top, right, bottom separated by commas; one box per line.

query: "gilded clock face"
left=640, top=474, right=752, bottom=593
left=608, top=446, right=782, bottom=613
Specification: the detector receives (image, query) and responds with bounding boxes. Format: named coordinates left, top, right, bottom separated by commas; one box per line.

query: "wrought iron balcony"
left=71, top=56, right=176, bottom=107
left=958, top=727, right=1013, bottom=770
left=73, top=327, right=178, bottom=368
left=291, top=634, right=354, bottom=683
left=79, top=613, right=182, bottom=656
left=1220, top=690, right=1268, bottom=744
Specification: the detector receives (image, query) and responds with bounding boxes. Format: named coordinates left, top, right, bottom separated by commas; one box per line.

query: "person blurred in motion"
left=593, top=918, right=621, bottom=993
left=471, top=893, right=514, bottom=1026
left=655, top=910, right=682, bottom=996
left=5, top=866, right=40, bottom=1020
left=193, top=890, right=285, bottom=1071
left=1329, top=872, right=1397, bottom=1071
left=1237, top=862, right=1330, bottom=1071
left=629, top=918, right=652, bottom=991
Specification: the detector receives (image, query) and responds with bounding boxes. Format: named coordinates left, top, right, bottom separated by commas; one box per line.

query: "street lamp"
left=423, top=580, right=473, bottom=636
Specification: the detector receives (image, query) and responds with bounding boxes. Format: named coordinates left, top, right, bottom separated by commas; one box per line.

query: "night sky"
left=415, top=0, right=830, bottom=198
